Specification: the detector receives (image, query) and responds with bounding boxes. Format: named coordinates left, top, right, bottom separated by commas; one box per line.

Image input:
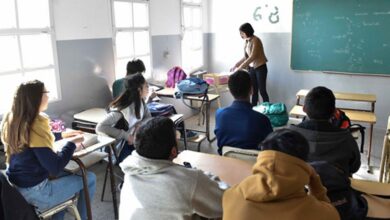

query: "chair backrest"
left=0, top=172, right=39, bottom=220
left=222, top=146, right=259, bottom=164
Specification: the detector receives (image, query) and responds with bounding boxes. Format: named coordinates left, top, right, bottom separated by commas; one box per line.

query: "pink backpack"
left=165, top=66, right=187, bottom=88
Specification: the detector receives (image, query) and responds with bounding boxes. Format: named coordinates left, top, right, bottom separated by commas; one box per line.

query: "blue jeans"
left=17, top=171, right=96, bottom=220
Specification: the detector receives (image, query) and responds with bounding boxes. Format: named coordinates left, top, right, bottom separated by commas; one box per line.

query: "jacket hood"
left=290, top=125, right=350, bottom=154
left=120, top=151, right=175, bottom=175
left=237, top=150, right=313, bottom=202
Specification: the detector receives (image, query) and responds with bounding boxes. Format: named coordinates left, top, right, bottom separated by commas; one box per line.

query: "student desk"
left=55, top=135, right=118, bottom=220
left=379, top=116, right=390, bottom=183
left=289, top=89, right=377, bottom=167
left=174, top=151, right=390, bottom=218
left=173, top=150, right=252, bottom=186
left=156, top=88, right=220, bottom=143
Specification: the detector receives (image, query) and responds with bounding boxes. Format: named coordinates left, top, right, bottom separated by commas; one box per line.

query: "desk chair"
left=379, top=116, right=390, bottom=183
left=0, top=172, right=81, bottom=220
left=222, top=146, right=259, bottom=164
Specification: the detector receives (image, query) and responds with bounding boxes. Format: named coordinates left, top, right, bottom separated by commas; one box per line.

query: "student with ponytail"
left=96, top=73, right=151, bottom=163
left=0, top=80, right=96, bottom=220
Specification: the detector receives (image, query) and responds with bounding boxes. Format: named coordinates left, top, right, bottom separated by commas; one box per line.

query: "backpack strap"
left=349, top=124, right=366, bottom=153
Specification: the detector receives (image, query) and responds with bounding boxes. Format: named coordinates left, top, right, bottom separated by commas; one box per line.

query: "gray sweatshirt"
left=95, top=102, right=151, bottom=140
left=119, top=152, right=224, bottom=220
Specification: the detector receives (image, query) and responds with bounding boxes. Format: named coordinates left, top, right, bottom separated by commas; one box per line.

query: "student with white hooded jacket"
left=119, top=117, right=223, bottom=220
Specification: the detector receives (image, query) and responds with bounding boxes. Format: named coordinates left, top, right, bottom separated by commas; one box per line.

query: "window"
left=181, top=0, right=203, bottom=72
left=112, top=0, right=151, bottom=79
left=0, top=0, right=59, bottom=113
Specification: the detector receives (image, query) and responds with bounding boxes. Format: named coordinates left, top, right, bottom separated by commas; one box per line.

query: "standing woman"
left=0, top=80, right=96, bottom=220
left=231, top=23, right=270, bottom=106
left=96, top=73, right=151, bottom=164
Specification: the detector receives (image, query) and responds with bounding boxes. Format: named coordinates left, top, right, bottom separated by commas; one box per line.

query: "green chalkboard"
left=291, top=0, right=390, bottom=75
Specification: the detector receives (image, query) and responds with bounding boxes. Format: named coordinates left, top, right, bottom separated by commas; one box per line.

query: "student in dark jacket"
left=289, top=86, right=360, bottom=175
left=0, top=80, right=96, bottom=220
left=214, top=70, right=273, bottom=155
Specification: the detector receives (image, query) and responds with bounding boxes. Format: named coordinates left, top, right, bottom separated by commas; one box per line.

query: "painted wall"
left=208, top=0, right=390, bottom=129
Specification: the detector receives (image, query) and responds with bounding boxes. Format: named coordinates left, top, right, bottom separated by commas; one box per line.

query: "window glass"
left=134, top=31, right=149, bottom=55
left=0, top=0, right=16, bottom=29
left=114, top=1, right=132, bottom=28
left=133, top=3, right=148, bottom=27
left=116, top=32, right=134, bottom=58
left=20, top=34, right=53, bottom=68
left=0, top=36, right=21, bottom=72
left=18, top=0, right=50, bottom=28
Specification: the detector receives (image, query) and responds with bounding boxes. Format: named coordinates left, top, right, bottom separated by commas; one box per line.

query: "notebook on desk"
left=54, top=133, right=99, bottom=152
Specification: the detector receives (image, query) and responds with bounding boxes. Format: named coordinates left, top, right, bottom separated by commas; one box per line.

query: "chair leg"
left=69, top=204, right=81, bottom=220
left=101, top=163, right=109, bottom=201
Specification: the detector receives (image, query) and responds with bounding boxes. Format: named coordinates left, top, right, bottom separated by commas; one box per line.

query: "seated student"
left=113, top=59, right=156, bottom=103
left=289, top=86, right=360, bottom=175
left=96, top=73, right=151, bottom=163
left=214, top=70, right=273, bottom=154
left=223, top=129, right=340, bottom=220
left=119, top=117, right=223, bottom=220
left=0, top=80, right=96, bottom=220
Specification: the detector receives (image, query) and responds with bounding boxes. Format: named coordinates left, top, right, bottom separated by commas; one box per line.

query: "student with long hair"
left=96, top=73, right=151, bottom=163
left=0, top=80, right=96, bottom=220
left=231, top=22, right=270, bottom=106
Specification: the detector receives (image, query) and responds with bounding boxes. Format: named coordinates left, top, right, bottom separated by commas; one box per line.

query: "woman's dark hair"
left=228, top=70, right=252, bottom=99
left=304, top=86, right=336, bottom=120
left=134, top=117, right=177, bottom=160
left=109, top=73, right=146, bottom=119
left=261, top=129, right=309, bottom=161
left=239, top=23, right=255, bottom=37
left=1, top=80, right=45, bottom=156
left=126, top=59, right=146, bottom=76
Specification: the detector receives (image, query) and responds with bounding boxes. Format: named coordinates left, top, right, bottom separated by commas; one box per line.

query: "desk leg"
left=367, top=124, right=374, bottom=169
left=379, top=134, right=388, bottom=182
left=205, top=101, right=216, bottom=143
left=72, top=158, right=92, bottom=220
left=108, top=144, right=119, bottom=219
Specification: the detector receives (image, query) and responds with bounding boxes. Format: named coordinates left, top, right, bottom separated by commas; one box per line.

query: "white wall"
left=208, top=0, right=390, bottom=130
left=53, top=0, right=112, bottom=40
left=150, top=0, right=181, bottom=36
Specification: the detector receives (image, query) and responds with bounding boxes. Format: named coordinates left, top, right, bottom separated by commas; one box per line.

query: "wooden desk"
left=173, top=150, right=252, bottom=186
left=290, top=89, right=377, bottom=167
left=55, top=135, right=118, bottom=220
left=156, top=88, right=220, bottom=142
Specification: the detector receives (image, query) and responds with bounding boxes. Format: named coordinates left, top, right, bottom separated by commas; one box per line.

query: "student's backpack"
left=331, top=109, right=366, bottom=153
left=147, top=102, right=176, bottom=117
left=165, top=66, right=187, bottom=88
left=311, top=161, right=368, bottom=220
left=254, top=102, right=289, bottom=127
left=174, top=77, right=209, bottom=110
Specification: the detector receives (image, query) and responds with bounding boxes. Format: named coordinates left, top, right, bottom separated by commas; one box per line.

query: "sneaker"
left=181, top=130, right=199, bottom=141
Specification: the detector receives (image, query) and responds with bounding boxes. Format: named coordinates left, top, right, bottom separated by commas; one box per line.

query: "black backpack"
left=311, top=161, right=368, bottom=220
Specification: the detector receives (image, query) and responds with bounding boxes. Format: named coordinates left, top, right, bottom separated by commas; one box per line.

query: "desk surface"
left=156, top=88, right=220, bottom=102
left=54, top=134, right=115, bottom=158
left=173, top=150, right=253, bottom=186
left=290, top=105, right=376, bottom=124
left=297, top=89, right=376, bottom=103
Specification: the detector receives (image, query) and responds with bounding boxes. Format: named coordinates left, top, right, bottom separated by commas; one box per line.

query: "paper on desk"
left=53, top=133, right=98, bottom=152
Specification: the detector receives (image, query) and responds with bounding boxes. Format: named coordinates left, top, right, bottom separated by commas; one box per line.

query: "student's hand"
left=62, top=130, right=84, bottom=138
left=68, top=134, right=84, bottom=144
left=149, top=89, right=157, bottom=99
left=127, top=135, right=134, bottom=145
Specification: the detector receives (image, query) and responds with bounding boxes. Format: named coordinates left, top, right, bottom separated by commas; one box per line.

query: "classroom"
left=1, top=0, right=390, bottom=219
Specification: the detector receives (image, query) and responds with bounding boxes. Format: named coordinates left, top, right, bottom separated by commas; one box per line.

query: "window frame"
left=111, top=0, right=152, bottom=80
left=181, top=0, right=204, bottom=72
left=0, top=0, right=61, bottom=108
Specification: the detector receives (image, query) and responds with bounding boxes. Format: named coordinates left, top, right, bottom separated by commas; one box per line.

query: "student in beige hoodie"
left=223, top=129, right=339, bottom=220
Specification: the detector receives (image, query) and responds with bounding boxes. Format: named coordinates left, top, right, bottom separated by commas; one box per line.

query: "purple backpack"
left=165, top=66, right=187, bottom=88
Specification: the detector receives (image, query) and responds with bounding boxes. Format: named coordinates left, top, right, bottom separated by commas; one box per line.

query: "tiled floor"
left=65, top=108, right=387, bottom=219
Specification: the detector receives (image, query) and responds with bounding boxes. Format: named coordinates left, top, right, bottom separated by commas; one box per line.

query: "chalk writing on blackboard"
left=253, top=4, right=280, bottom=24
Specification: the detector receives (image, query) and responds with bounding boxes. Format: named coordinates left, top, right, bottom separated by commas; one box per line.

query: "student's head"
left=1, top=80, right=47, bottom=155
left=126, top=59, right=146, bottom=76
left=228, top=70, right=252, bottom=100
left=261, top=129, right=309, bottom=161
left=110, top=73, right=147, bottom=119
left=134, top=117, right=178, bottom=160
left=303, top=86, right=336, bottom=120
left=239, top=23, right=254, bottom=38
